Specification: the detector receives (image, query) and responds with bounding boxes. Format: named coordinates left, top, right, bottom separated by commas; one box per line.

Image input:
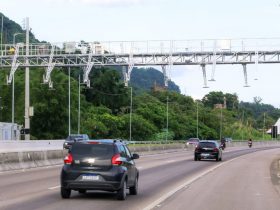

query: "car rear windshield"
left=188, top=139, right=199, bottom=142
left=67, top=135, right=88, bottom=141
left=71, top=144, right=114, bottom=158
left=199, top=142, right=216, bottom=148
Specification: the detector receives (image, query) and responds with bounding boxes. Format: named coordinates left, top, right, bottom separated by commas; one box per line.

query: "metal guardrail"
left=0, top=139, right=279, bottom=153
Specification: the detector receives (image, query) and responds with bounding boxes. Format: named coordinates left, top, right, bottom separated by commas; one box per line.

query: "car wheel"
left=117, top=179, right=127, bottom=200
left=61, top=187, right=71, bottom=199
left=78, top=190, right=86, bottom=194
left=194, top=156, right=197, bottom=161
left=129, top=177, right=138, bottom=195
left=216, top=156, right=219, bottom=162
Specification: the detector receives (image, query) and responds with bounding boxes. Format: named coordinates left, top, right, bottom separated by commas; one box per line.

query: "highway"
left=0, top=146, right=280, bottom=210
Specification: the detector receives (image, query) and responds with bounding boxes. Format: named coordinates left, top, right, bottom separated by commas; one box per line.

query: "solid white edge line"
left=143, top=156, right=241, bottom=210
left=48, top=185, right=61, bottom=190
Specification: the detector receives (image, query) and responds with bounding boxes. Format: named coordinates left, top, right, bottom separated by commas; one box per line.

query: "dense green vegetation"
left=1, top=12, right=280, bottom=141
left=0, top=65, right=279, bottom=141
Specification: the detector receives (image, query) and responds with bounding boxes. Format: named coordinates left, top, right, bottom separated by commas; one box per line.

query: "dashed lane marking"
left=143, top=156, right=241, bottom=210
left=48, top=185, right=60, bottom=190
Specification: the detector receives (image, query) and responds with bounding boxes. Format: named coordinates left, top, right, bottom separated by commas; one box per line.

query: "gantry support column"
left=242, top=63, right=250, bottom=87
left=43, top=44, right=55, bottom=88
left=161, top=65, right=168, bottom=87
left=201, top=64, right=209, bottom=88
left=122, top=64, right=134, bottom=87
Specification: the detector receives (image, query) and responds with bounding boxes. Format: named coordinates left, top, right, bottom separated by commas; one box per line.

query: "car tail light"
left=64, top=153, right=73, bottom=165
left=89, top=141, right=99, bottom=144
left=112, top=154, right=122, bottom=165
left=213, top=148, right=219, bottom=152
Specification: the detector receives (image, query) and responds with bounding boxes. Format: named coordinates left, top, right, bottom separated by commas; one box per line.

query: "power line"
left=91, top=88, right=128, bottom=96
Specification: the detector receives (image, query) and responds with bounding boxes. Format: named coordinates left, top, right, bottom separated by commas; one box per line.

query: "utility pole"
left=129, top=86, right=132, bottom=142
left=166, top=95, right=169, bottom=142
left=68, top=67, right=71, bottom=136
left=263, top=112, right=266, bottom=140
left=219, top=108, right=223, bottom=140
left=1, top=15, right=3, bottom=54
left=241, top=110, right=244, bottom=141
left=78, top=75, right=80, bottom=134
left=24, top=17, right=30, bottom=140
left=196, top=101, right=199, bottom=138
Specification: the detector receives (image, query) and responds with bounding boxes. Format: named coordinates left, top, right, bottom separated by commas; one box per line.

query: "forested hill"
left=0, top=13, right=39, bottom=44
left=130, top=67, right=180, bottom=93
left=113, top=67, right=180, bottom=93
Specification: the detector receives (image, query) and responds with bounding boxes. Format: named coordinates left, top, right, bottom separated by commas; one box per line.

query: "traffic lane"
left=156, top=148, right=280, bottom=210
left=1, top=158, right=218, bottom=210
left=0, top=149, right=195, bottom=209
left=0, top=146, right=269, bottom=210
left=0, top=146, right=246, bottom=200
left=0, top=147, right=265, bottom=210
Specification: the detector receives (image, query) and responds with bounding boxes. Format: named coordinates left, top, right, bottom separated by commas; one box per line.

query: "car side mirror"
left=132, top=153, right=139, bottom=160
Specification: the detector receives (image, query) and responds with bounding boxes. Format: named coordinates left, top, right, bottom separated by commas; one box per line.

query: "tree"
left=202, top=91, right=224, bottom=108
left=120, top=114, right=158, bottom=141
left=253, top=96, right=262, bottom=104
left=84, top=67, right=129, bottom=114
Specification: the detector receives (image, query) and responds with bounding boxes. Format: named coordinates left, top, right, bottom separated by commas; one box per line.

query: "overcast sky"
left=1, top=0, right=280, bottom=107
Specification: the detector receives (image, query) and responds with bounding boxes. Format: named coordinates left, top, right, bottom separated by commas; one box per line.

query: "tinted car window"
left=67, top=134, right=89, bottom=141
left=199, top=142, right=216, bottom=148
left=188, top=138, right=199, bottom=141
left=118, top=145, right=128, bottom=158
left=71, top=144, right=114, bottom=158
left=124, top=146, right=132, bottom=158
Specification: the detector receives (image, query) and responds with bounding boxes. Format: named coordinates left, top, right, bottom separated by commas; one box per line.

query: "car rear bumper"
left=195, top=152, right=219, bottom=159
left=61, top=168, right=125, bottom=191
left=62, top=180, right=122, bottom=191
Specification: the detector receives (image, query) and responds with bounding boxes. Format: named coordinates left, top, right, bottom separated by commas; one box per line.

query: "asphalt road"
left=0, top=146, right=280, bottom=210
left=154, top=148, right=280, bottom=210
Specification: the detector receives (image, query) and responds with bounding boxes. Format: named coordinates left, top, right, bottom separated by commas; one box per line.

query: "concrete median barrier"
left=1, top=140, right=280, bottom=172
left=0, top=143, right=186, bottom=172
left=0, top=150, right=67, bottom=172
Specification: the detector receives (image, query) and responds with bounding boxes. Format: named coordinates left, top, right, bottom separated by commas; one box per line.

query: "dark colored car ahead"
left=194, top=140, right=222, bottom=161
left=63, top=134, right=89, bottom=149
left=186, top=138, right=200, bottom=146
left=60, top=139, right=139, bottom=200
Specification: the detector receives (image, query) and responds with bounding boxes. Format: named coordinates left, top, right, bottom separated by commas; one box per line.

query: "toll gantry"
left=1, top=38, right=280, bottom=88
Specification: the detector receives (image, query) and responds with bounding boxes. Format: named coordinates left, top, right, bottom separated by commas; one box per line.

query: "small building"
left=214, top=97, right=227, bottom=109
left=151, top=81, right=167, bottom=92
left=267, top=118, right=280, bottom=136
left=0, top=122, right=22, bottom=140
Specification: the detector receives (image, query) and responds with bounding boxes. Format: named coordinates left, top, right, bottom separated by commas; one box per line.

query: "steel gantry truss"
left=2, top=38, right=280, bottom=88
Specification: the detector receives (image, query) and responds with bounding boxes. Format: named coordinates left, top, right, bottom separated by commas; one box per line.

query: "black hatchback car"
left=60, top=139, right=139, bottom=200
left=194, top=140, right=222, bottom=161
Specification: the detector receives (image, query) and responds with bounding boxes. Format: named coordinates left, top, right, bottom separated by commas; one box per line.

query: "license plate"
left=201, top=153, right=210, bottom=157
left=82, top=175, right=99, bottom=181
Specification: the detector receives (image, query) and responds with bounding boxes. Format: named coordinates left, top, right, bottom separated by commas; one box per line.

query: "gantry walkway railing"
left=1, top=38, right=280, bottom=88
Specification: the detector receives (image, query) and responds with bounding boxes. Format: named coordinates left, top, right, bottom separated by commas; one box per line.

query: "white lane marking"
left=0, top=164, right=62, bottom=176
left=166, top=160, right=175, bottom=163
left=48, top=185, right=60, bottom=190
left=143, top=156, right=241, bottom=210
